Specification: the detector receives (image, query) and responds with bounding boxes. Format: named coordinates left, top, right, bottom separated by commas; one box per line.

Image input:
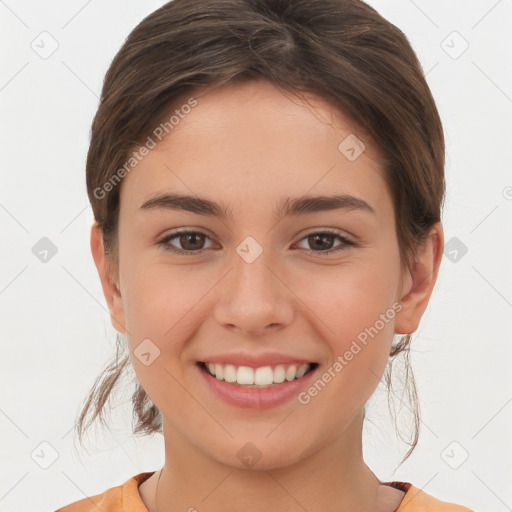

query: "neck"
left=150, top=410, right=381, bottom=512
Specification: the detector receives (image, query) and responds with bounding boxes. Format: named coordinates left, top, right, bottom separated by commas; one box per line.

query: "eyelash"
left=156, top=228, right=356, bottom=256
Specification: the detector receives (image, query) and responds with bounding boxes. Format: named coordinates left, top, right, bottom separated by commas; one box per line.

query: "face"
left=94, top=79, right=436, bottom=470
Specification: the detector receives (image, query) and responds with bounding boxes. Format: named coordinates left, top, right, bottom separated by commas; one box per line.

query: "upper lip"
left=199, top=351, right=316, bottom=368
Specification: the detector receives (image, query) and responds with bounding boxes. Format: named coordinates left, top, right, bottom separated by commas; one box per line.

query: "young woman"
left=56, top=1, right=474, bottom=510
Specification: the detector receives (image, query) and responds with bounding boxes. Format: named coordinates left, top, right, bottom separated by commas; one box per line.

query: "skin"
left=91, top=79, right=443, bottom=512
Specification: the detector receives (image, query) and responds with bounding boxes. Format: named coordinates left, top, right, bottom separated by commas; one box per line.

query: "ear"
left=394, top=223, right=444, bottom=335
left=90, top=222, right=127, bottom=334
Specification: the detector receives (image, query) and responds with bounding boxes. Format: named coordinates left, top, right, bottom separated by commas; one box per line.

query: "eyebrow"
left=139, top=192, right=376, bottom=220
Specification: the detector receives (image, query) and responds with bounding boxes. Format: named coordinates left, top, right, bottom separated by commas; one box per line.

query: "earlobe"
left=394, top=223, right=444, bottom=335
left=90, top=223, right=127, bottom=334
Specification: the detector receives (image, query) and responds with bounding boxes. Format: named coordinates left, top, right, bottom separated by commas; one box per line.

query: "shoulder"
left=55, top=472, right=154, bottom=512
left=389, top=482, right=475, bottom=512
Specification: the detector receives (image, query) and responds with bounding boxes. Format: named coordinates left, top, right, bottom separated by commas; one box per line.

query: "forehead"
left=119, top=80, right=390, bottom=219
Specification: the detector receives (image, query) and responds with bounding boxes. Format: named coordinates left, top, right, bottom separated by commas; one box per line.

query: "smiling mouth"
left=197, top=361, right=319, bottom=388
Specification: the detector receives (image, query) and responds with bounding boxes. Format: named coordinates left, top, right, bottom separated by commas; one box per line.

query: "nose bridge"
left=213, top=234, right=293, bottom=332
left=232, top=234, right=279, bottom=300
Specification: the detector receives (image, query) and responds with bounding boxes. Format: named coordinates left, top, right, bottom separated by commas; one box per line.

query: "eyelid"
left=300, top=226, right=354, bottom=241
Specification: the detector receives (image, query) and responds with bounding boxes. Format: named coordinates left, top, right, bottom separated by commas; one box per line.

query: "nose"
left=212, top=247, right=294, bottom=336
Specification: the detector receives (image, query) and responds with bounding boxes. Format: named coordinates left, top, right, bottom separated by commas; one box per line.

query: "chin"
left=207, top=434, right=314, bottom=471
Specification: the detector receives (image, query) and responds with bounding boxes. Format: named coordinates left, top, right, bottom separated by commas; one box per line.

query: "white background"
left=1, top=1, right=511, bottom=511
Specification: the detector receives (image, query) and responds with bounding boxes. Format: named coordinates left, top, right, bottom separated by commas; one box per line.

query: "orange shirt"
left=55, top=472, right=474, bottom=512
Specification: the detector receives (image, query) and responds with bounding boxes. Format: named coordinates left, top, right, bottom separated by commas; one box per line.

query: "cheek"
left=119, top=266, right=204, bottom=428
left=118, top=257, right=201, bottom=392
left=295, top=258, right=400, bottom=341
left=292, top=258, right=400, bottom=396
left=293, top=271, right=398, bottom=439
left=121, top=258, right=204, bottom=339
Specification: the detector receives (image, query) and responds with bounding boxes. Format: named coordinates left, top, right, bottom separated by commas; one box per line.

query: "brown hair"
left=77, top=0, right=445, bottom=463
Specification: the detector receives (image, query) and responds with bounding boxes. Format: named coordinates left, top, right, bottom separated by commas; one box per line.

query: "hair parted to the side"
left=77, top=0, right=445, bottom=463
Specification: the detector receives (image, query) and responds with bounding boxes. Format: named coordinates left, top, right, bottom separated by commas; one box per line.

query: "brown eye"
left=158, top=229, right=355, bottom=256
left=295, top=230, right=356, bottom=255
left=177, top=232, right=205, bottom=251
left=307, top=233, right=336, bottom=251
left=158, top=230, right=214, bottom=254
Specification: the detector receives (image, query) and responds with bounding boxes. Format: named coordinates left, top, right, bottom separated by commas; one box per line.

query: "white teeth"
left=296, top=364, right=309, bottom=378
left=214, top=363, right=224, bottom=380
left=204, top=362, right=314, bottom=386
left=223, top=364, right=237, bottom=383
left=285, top=365, right=297, bottom=381
left=254, top=366, right=274, bottom=386
left=236, top=366, right=254, bottom=385
left=273, top=364, right=286, bottom=383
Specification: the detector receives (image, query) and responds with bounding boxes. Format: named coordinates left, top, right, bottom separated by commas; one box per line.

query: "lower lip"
left=196, top=363, right=318, bottom=409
